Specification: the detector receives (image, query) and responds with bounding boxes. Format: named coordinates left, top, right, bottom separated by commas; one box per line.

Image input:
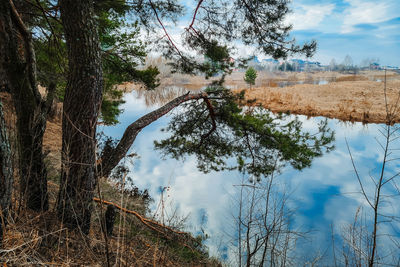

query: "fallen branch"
left=93, top=197, right=186, bottom=237
left=48, top=180, right=198, bottom=251
left=93, top=197, right=197, bottom=252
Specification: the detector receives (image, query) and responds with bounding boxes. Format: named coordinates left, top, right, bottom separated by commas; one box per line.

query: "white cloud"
left=121, top=92, right=154, bottom=114
left=341, top=0, right=396, bottom=33
left=287, top=3, right=335, bottom=30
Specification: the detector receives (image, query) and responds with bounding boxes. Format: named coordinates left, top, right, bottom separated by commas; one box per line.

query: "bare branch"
left=148, top=0, right=183, bottom=57
left=198, top=96, right=217, bottom=147
left=345, top=138, right=374, bottom=209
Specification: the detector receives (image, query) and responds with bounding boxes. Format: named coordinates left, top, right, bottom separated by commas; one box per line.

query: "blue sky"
left=285, top=0, right=400, bottom=66
left=164, top=0, right=400, bottom=67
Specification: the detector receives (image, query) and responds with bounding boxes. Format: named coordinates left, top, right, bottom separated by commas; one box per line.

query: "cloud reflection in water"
left=100, top=92, right=400, bottom=264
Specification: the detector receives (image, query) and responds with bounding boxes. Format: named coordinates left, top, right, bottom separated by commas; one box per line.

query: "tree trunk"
left=0, top=0, right=51, bottom=211
left=57, top=0, right=103, bottom=234
left=0, top=100, right=13, bottom=244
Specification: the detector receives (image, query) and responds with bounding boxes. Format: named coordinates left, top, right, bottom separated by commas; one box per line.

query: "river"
left=100, top=91, right=400, bottom=265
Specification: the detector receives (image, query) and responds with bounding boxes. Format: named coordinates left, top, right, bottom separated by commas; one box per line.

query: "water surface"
left=100, top=91, right=400, bottom=264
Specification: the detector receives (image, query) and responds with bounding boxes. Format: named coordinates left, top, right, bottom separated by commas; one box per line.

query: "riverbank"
left=121, top=70, right=400, bottom=124
left=244, top=78, right=400, bottom=124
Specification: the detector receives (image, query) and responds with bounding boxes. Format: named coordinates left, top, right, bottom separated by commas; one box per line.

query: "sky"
left=166, top=0, right=400, bottom=67
left=284, top=0, right=400, bottom=66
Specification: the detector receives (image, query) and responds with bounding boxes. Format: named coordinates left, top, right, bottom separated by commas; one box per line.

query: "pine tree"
left=0, top=100, right=13, bottom=245
left=0, top=0, right=54, bottom=211
left=244, top=67, right=257, bottom=89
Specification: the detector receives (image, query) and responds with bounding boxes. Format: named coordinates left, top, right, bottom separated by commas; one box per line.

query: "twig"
left=95, top=171, right=110, bottom=267
left=186, top=0, right=203, bottom=36
left=63, top=111, right=93, bottom=140
left=345, top=138, right=374, bottom=209
left=0, top=228, right=66, bottom=253
left=148, top=0, right=183, bottom=57
left=198, top=97, right=217, bottom=146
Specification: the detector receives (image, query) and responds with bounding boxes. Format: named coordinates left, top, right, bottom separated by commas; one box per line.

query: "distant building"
left=288, top=59, right=322, bottom=71
left=262, top=58, right=278, bottom=64
left=384, top=66, right=399, bottom=70
left=290, top=59, right=306, bottom=65
left=247, top=56, right=264, bottom=70
left=370, top=62, right=380, bottom=70
left=243, top=56, right=325, bottom=72
left=228, top=57, right=239, bottom=72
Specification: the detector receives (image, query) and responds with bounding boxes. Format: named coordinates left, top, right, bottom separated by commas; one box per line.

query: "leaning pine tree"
left=59, top=0, right=333, bottom=233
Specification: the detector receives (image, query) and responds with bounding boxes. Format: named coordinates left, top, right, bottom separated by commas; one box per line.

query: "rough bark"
left=0, top=0, right=53, bottom=211
left=0, top=100, right=13, bottom=245
left=57, top=0, right=103, bottom=234
left=99, top=92, right=207, bottom=178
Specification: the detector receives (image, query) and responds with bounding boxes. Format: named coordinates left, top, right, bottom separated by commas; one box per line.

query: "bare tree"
left=329, top=58, right=337, bottom=72
left=336, top=70, right=400, bottom=267
left=232, top=171, right=303, bottom=267
left=343, top=55, right=353, bottom=71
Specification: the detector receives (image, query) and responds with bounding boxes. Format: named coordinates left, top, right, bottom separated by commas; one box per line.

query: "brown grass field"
left=122, top=69, right=400, bottom=124
left=244, top=71, right=400, bottom=124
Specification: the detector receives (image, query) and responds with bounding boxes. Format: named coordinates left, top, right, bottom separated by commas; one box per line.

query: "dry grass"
left=1, top=166, right=218, bottom=266
left=43, top=120, right=62, bottom=179
left=1, top=206, right=216, bottom=266
left=244, top=77, right=400, bottom=124
left=335, top=75, right=368, bottom=82
left=224, top=70, right=398, bottom=89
